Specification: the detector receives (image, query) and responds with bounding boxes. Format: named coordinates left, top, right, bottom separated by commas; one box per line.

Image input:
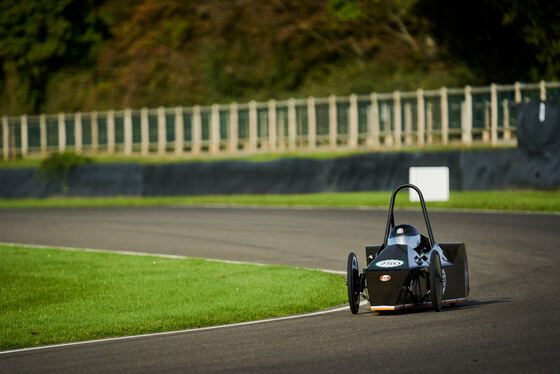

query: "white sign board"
left=409, top=167, right=449, bottom=202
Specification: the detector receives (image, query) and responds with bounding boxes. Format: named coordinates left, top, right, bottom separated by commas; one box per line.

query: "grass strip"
left=0, top=190, right=559, bottom=212
left=0, top=144, right=514, bottom=169
left=0, top=245, right=346, bottom=350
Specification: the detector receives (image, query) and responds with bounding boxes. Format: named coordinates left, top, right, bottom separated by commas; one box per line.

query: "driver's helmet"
left=388, top=224, right=421, bottom=249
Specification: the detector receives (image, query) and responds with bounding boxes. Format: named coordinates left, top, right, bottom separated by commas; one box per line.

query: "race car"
left=346, top=183, right=469, bottom=313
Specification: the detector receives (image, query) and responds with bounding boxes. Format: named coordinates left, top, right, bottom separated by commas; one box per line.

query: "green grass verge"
left=0, top=244, right=346, bottom=350
left=0, top=144, right=514, bottom=169
left=1, top=150, right=363, bottom=169
left=0, top=190, right=559, bottom=212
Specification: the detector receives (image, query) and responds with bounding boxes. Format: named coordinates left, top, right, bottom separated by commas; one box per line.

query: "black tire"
left=464, top=254, right=470, bottom=297
left=347, top=252, right=360, bottom=314
left=429, top=250, right=443, bottom=312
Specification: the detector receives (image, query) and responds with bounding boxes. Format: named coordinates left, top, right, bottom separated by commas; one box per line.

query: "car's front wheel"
left=346, top=252, right=361, bottom=314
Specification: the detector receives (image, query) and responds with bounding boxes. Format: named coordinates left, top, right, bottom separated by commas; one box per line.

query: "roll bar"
left=382, top=183, right=435, bottom=248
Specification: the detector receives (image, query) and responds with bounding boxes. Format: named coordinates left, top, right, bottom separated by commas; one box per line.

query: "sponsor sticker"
left=375, top=259, right=405, bottom=268
left=380, top=275, right=391, bottom=282
left=397, top=228, right=404, bottom=234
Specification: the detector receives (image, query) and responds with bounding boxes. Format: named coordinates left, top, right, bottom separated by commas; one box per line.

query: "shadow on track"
left=364, top=298, right=509, bottom=316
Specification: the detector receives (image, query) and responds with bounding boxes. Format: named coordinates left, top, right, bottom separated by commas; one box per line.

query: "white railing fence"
left=1, top=81, right=559, bottom=160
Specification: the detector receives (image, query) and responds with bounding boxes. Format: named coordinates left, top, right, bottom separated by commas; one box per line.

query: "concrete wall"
left=1, top=149, right=559, bottom=198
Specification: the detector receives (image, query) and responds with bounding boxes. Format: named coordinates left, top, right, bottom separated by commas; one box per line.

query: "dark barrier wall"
left=1, top=149, right=559, bottom=198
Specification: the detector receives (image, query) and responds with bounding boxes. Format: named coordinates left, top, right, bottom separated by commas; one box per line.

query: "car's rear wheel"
left=347, top=252, right=360, bottom=314
left=429, top=250, right=443, bottom=312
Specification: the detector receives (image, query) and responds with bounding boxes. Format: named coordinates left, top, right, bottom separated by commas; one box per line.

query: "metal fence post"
left=307, top=97, right=316, bottom=150
left=382, top=103, right=393, bottom=147
left=393, top=91, right=402, bottom=148
left=193, top=105, right=202, bottom=155
left=367, top=93, right=380, bottom=149
left=40, top=114, right=47, bottom=155
left=211, top=104, right=220, bottom=154
left=58, top=112, right=66, bottom=152
left=277, top=106, right=286, bottom=151
left=417, top=89, right=425, bottom=146
left=107, top=110, right=115, bottom=154
left=503, top=99, right=511, bottom=140
left=91, top=111, right=98, bottom=153
left=175, top=107, right=184, bottom=155
left=404, top=103, right=412, bottom=145
left=483, top=101, right=490, bottom=143
left=540, top=80, right=546, bottom=101
left=349, top=94, right=359, bottom=149
left=490, top=83, right=498, bottom=146
left=268, top=100, right=277, bottom=151
left=426, top=102, right=433, bottom=145
left=249, top=101, right=258, bottom=152
left=123, top=109, right=132, bottom=155
left=75, top=112, right=82, bottom=153
left=141, top=108, right=149, bottom=155
left=288, top=98, right=296, bottom=151
left=228, top=103, right=238, bottom=153
left=462, top=86, right=473, bottom=145
left=440, top=87, right=449, bottom=145
left=157, top=107, right=166, bottom=155
left=328, top=95, right=337, bottom=151
left=2, top=116, right=9, bottom=159
left=21, top=115, right=28, bottom=157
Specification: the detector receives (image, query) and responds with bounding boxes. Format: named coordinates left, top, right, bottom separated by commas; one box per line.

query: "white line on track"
left=0, top=242, right=345, bottom=275
left=0, top=304, right=357, bottom=356
left=0, top=241, right=349, bottom=355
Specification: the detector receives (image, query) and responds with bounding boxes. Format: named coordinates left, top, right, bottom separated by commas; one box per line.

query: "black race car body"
left=347, top=184, right=469, bottom=313
left=363, top=241, right=469, bottom=311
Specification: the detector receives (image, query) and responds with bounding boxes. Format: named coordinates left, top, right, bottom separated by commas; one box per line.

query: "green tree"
left=0, top=0, right=480, bottom=114
left=0, top=0, right=105, bottom=114
left=94, top=0, right=438, bottom=107
left=416, top=0, right=560, bottom=82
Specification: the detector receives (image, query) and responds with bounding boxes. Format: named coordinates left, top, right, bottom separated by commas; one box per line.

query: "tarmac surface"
left=0, top=206, right=559, bottom=373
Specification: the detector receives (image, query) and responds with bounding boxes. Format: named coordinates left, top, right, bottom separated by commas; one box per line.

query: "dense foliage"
left=0, top=0, right=557, bottom=115
left=416, top=0, right=560, bottom=83
left=0, top=0, right=105, bottom=114
left=39, top=151, right=92, bottom=192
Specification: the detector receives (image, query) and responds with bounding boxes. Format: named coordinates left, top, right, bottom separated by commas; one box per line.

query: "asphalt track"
left=0, top=206, right=559, bottom=373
